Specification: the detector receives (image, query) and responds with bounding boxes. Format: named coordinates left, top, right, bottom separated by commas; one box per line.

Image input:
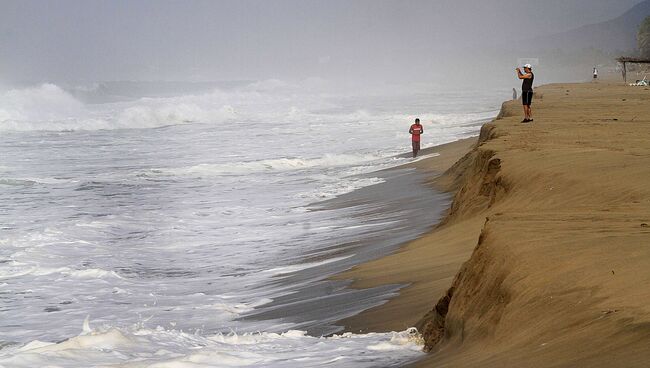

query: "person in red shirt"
left=409, top=118, right=424, bottom=158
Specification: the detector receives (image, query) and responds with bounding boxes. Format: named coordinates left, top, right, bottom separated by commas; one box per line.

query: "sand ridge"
left=336, top=82, right=650, bottom=367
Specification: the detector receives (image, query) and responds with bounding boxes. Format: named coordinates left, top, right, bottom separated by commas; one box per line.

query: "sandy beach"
left=336, top=81, right=650, bottom=367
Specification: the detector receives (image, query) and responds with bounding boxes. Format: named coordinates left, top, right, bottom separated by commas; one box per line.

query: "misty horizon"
left=0, top=0, right=645, bottom=85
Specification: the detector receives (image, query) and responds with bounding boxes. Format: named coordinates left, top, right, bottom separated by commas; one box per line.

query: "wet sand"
left=336, top=82, right=650, bottom=367
left=332, top=138, right=479, bottom=334
left=241, top=163, right=454, bottom=336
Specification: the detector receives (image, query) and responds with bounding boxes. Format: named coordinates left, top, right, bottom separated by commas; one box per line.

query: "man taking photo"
left=516, top=64, right=535, bottom=123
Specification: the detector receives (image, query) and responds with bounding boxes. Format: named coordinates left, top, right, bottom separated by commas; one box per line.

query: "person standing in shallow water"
left=516, top=64, right=534, bottom=123
left=409, top=118, right=423, bottom=158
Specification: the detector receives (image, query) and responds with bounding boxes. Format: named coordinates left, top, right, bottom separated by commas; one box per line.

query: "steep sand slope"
left=341, top=82, right=650, bottom=367
left=417, top=82, right=650, bottom=367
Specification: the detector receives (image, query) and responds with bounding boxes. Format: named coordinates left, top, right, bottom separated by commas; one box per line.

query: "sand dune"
left=336, top=82, right=650, bottom=367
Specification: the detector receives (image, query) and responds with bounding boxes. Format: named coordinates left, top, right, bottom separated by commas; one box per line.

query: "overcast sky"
left=0, top=0, right=643, bottom=83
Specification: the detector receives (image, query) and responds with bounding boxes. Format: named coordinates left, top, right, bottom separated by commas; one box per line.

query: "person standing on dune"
left=409, top=118, right=423, bottom=158
left=516, top=64, right=535, bottom=123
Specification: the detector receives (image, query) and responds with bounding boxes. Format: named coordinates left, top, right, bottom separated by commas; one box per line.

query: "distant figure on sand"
left=409, top=118, right=423, bottom=158
left=516, top=64, right=534, bottom=123
left=593, top=67, right=598, bottom=80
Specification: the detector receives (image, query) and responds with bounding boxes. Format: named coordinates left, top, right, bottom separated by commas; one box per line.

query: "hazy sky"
left=0, top=0, right=643, bottom=83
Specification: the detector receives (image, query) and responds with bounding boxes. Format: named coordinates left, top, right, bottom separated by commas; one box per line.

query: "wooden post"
left=623, top=62, right=627, bottom=83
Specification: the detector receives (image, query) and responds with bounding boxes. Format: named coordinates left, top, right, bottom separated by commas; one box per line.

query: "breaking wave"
left=0, top=82, right=496, bottom=132
left=0, top=322, right=424, bottom=368
left=0, top=84, right=240, bottom=131
left=147, top=153, right=384, bottom=177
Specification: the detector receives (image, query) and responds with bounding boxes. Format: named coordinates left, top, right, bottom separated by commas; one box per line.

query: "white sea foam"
left=0, top=264, right=121, bottom=280
left=0, top=324, right=424, bottom=368
left=0, top=84, right=84, bottom=123
left=189, top=297, right=274, bottom=315
left=262, top=255, right=354, bottom=276
left=62, top=268, right=123, bottom=279
left=150, top=153, right=383, bottom=177
left=0, top=177, right=73, bottom=186
left=297, top=177, right=386, bottom=201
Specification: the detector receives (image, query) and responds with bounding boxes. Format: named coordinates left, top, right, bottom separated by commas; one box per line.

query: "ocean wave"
left=0, top=84, right=84, bottom=123
left=61, top=268, right=123, bottom=280
left=191, top=298, right=274, bottom=315
left=0, top=322, right=423, bottom=368
left=0, top=264, right=121, bottom=280
left=115, top=101, right=237, bottom=129
left=0, top=178, right=36, bottom=187
left=147, top=153, right=384, bottom=177
left=0, top=81, right=326, bottom=132
left=0, top=82, right=497, bottom=132
left=0, top=84, right=240, bottom=131
left=262, top=255, right=354, bottom=276
left=297, top=177, right=386, bottom=201
left=0, top=177, right=73, bottom=186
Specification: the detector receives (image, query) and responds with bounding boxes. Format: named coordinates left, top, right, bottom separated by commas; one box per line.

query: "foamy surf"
left=0, top=264, right=121, bottom=280
left=410, top=152, right=441, bottom=163
left=0, top=82, right=497, bottom=132
left=0, top=322, right=424, bottom=368
left=0, top=79, right=502, bottom=367
left=148, top=153, right=385, bottom=177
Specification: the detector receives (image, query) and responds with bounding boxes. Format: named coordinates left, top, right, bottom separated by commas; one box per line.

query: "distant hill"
left=530, top=0, right=650, bottom=53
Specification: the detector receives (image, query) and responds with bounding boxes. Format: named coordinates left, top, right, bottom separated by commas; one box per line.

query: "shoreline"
left=331, top=137, right=481, bottom=334
left=239, top=135, right=483, bottom=337
left=240, top=153, right=458, bottom=336
left=334, top=81, right=650, bottom=367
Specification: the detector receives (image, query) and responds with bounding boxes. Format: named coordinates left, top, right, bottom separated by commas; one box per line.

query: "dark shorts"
left=412, top=141, right=420, bottom=150
left=522, top=90, right=533, bottom=106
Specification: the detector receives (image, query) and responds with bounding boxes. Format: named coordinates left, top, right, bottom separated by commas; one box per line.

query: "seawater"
left=0, top=80, right=503, bottom=367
